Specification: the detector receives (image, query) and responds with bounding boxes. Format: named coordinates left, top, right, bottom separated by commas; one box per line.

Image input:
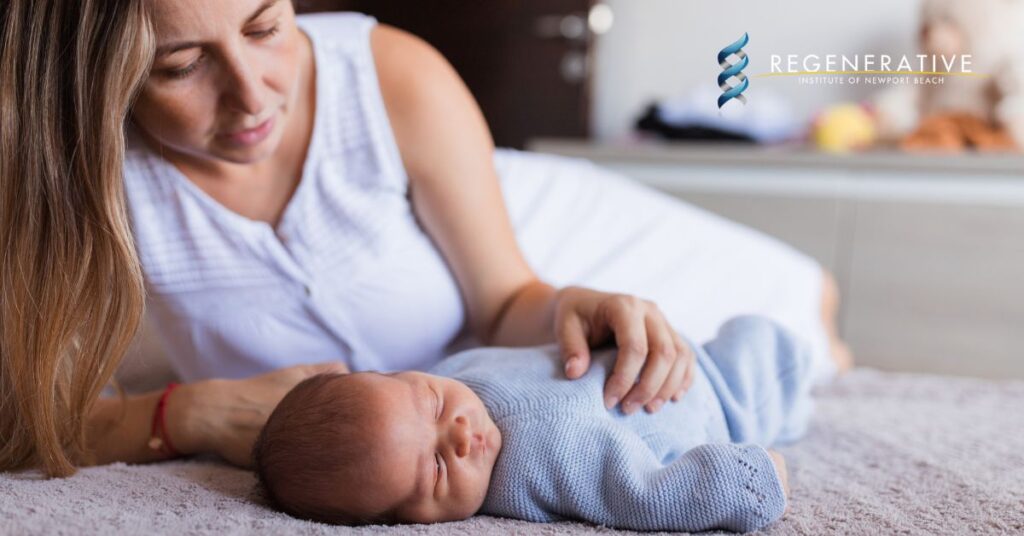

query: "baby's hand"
left=767, top=449, right=790, bottom=513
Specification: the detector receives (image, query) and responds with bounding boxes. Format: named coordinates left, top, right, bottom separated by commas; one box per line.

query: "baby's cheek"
left=465, top=472, right=491, bottom=515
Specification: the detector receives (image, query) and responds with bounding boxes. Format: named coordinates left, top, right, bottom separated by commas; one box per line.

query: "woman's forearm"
left=85, top=382, right=212, bottom=466
left=487, top=279, right=560, bottom=347
left=86, top=362, right=350, bottom=469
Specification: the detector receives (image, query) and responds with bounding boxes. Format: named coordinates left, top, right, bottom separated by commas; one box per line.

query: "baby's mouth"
left=484, top=420, right=501, bottom=456
left=476, top=433, right=487, bottom=457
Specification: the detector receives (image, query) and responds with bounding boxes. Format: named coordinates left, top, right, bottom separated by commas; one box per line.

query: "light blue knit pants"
left=697, top=315, right=817, bottom=446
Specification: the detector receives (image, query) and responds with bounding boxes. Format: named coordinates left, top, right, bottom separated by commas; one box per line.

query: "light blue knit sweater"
left=429, top=315, right=816, bottom=532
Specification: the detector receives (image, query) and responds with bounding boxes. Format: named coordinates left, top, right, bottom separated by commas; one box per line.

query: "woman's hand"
left=553, top=286, right=695, bottom=415
left=175, top=361, right=349, bottom=468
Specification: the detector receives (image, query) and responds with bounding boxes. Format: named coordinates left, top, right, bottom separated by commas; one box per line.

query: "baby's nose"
left=453, top=417, right=473, bottom=457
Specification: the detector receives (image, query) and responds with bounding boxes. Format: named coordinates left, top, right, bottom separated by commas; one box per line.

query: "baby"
left=252, top=315, right=818, bottom=532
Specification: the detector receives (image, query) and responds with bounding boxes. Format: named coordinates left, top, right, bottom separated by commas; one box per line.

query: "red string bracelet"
left=148, top=382, right=181, bottom=458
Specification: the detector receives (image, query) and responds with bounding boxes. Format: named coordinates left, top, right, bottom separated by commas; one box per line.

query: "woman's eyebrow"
left=244, top=0, right=283, bottom=25
left=155, top=41, right=202, bottom=58
left=155, top=0, right=282, bottom=57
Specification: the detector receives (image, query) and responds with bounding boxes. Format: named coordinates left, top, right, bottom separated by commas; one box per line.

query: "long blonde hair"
left=0, top=0, right=154, bottom=477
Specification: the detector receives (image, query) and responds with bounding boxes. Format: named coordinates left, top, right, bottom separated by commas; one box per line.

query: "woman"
left=0, top=0, right=850, bottom=478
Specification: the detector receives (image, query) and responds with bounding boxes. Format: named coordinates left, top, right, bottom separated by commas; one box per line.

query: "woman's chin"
left=210, top=137, right=281, bottom=165
left=208, top=119, right=285, bottom=165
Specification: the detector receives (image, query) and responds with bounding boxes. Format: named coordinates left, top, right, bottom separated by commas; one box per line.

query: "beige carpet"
left=3, top=367, right=1023, bottom=535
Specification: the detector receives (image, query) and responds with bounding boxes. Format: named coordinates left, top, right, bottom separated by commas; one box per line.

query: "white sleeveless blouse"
left=124, top=12, right=467, bottom=381
left=124, top=12, right=835, bottom=387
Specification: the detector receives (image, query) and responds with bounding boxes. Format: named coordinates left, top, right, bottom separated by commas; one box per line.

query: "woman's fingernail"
left=564, top=356, right=578, bottom=375
left=622, top=400, right=637, bottom=415
left=605, top=395, right=619, bottom=409
left=646, top=398, right=664, bottom=413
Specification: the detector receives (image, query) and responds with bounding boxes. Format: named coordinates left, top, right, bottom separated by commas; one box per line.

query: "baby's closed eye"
left=432, top=387, right=443, bottom=419
left=434, top=451, right=446, bottom=488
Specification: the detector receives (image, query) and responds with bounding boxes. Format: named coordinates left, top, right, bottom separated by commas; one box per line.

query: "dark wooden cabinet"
left=296, top=1, right=596, bottom=148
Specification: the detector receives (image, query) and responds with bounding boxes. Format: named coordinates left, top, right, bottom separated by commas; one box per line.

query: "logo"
left=718, top=33, right=750, bottom=109
left=760, top=53, right=980, bottom=86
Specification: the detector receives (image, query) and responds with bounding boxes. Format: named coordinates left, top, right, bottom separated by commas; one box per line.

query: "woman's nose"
left=220, top=54, right=265, bottom=117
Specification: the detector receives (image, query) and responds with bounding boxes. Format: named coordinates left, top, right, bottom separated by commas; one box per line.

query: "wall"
left=591, top=0, right=922, bottom=140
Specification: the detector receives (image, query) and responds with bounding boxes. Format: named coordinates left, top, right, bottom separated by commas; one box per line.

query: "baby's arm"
left=586, top=442, right=789, bottom=532
left=485, top=421, right=788, bottom=533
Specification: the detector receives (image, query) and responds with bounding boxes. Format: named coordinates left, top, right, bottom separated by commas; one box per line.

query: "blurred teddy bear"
left=873, top=0, right=1024, bottom=152
left=900, top=112, right=1017, bottom=152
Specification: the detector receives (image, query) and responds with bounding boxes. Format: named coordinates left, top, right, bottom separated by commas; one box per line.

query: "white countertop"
left=526, top=138, right=1024, bottom=177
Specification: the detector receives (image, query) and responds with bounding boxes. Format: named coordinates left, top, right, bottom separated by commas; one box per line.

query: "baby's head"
left=253, top=370, right=502, bottom=525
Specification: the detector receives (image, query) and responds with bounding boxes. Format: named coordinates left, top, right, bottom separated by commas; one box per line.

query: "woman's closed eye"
left=164, top=55, right=205, bottom=80
left=247, top=25, right=280, bottom=40
left=161, top=24, right=280, bottom=80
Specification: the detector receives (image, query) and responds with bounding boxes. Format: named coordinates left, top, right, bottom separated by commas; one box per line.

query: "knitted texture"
left=430, top=315, right=816, bottom=532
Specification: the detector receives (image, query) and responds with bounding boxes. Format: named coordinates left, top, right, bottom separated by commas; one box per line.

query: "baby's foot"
left=818, top=270, right=853, bottom=376
left=829, top=337, right=854, bottom=375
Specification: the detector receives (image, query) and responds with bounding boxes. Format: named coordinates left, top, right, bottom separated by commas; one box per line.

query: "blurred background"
left=118, top=0, right=1024, bottom=392
left=297, top=1, right=1024, bottom=380
left=296, top=0, right=966, bottom=147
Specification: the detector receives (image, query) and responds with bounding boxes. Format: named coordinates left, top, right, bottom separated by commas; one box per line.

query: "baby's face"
left=349, top=371, right=502, bottom=523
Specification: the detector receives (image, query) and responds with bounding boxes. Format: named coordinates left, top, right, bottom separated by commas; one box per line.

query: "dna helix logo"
left=717, top=33, right=750, bottom=109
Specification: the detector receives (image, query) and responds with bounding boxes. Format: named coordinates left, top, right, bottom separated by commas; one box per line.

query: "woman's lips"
left=219, top=115, right=275, bottom=147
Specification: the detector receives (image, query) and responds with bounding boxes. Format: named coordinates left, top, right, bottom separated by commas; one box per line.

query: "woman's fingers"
left=554, top=288, right=692, bottom=414
left=558, top=311, right=592, bottom=379
left=616, top=312, right=677, bottom=414
left=603, top=296, right=650, bottom=411
left=218, top=361, right=349, bottom=467
left=681, top=355, right=695, bottom=392
left=670, top=329, right=695, bottom=402
left=622, top=305, right=682, bottom=414
left=304, top=360, right=350, bottom=376
left=651, top=342, right=689, bottom=409
left=262, top=361, right=348, bottom=389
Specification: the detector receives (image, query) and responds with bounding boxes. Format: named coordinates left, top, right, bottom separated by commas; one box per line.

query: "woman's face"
left=132, top=0, right=304, bottom=165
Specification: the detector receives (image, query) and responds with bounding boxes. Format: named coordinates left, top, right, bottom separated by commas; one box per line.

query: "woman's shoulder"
left=295, top=10, right=377, bottom=52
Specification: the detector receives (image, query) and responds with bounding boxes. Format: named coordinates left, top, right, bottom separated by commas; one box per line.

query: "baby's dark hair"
left=252, top=371, right=398, bottom=525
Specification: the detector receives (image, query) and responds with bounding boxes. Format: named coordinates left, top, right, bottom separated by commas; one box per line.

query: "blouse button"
left=304, top=284, right=312, bottom=297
